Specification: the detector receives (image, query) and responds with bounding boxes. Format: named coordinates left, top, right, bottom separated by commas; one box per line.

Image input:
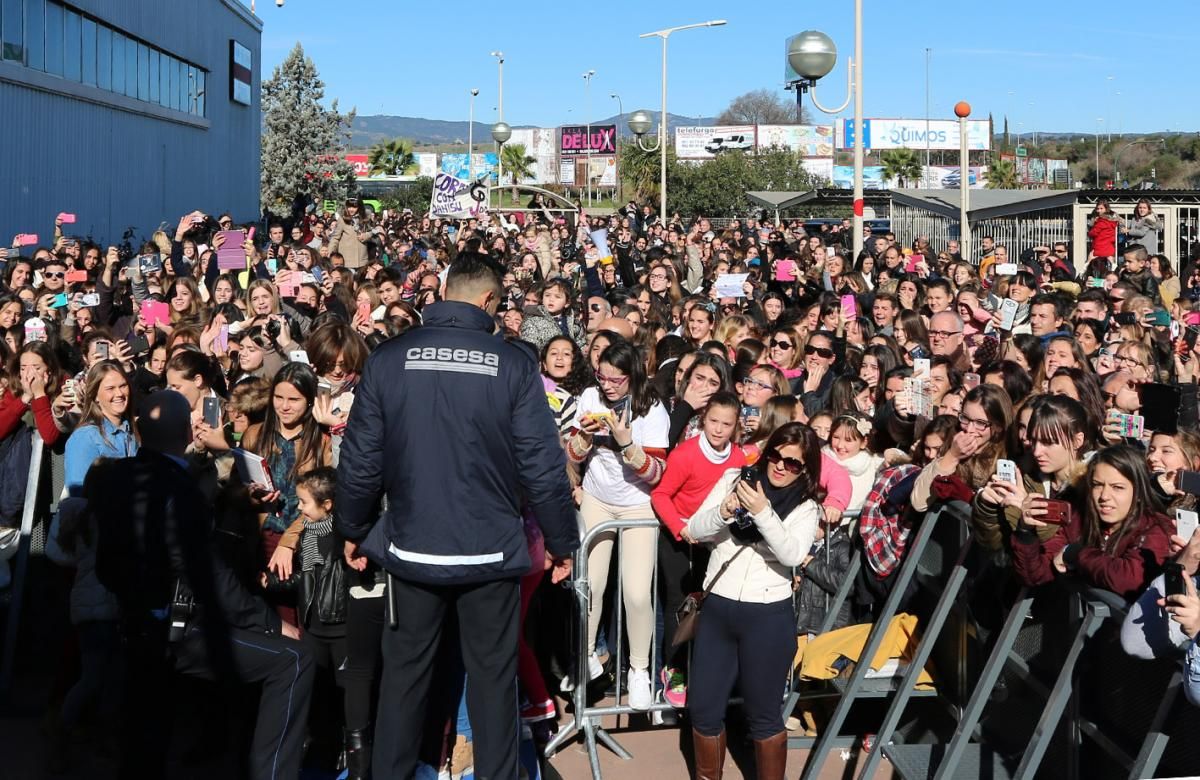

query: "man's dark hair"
left=1030, top=292, right=1068, bottom=322
left=445, top=253, right=502, bottom=300
left=1077, top=288, right=1107, bottom=309
left=296, top=467, right=337, bottom=505
left=926, top=278, right=952, bottom=297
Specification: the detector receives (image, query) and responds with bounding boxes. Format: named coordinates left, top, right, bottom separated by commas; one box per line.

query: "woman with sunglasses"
left=767, top=327, right=804, bottom=392
left=564, top=341, right=670, bottom=710
left=798, top=331, right=839, bottom=418
left=686, top=422, right=824, bottom=779
left=911, top=384, right=1013, bottom=514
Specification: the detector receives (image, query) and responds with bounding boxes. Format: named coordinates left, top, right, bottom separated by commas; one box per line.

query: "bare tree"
left=715, top=89, right=807, bottom=125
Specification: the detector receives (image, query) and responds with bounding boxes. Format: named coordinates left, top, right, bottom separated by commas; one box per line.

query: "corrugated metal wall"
left=0, top=0, right=260, bottom=246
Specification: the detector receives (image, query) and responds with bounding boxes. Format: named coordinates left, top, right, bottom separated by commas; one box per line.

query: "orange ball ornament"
left=954, top=101, right=971, bottom=118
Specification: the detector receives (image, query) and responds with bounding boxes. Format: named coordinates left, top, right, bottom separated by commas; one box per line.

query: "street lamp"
left=955, top=101, right=971, bottom=258
left=610, top=93, right=623, bottom=202
left=784, top=0, right=864, bottom=257
left=582, top=70, right=596, bottom=206
left=630, top=19, right=727, bottom=222
left=492, top=121, right=511, bottom=204
left=1114, top=137, right=1166, bottom=189
left=1095, top=118, right=1105, bottom=188
left=468, top=88, right=479, bottom=181
left=490, top=51, right=504, bottom=121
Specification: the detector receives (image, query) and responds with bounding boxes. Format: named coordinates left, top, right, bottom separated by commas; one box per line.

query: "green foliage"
left=379, top=177, right=435, bottom=215
left=260, top=44, right=357, bottom=217
left=879, top=148, right=923, bottom=187
left=618, top=139, right=676, bottom=206
left=668, top=147, right=823, bottom=218
left=984, top=156, right=1019, bottom=189
left=500, top=143, right=537, bottom=203
left=368, top=137, right=415, bottom=176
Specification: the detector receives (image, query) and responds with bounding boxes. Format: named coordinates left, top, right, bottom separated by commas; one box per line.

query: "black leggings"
left=687, top=594, right=795, bottom=740
left=342, top=592, right=385, bottom=730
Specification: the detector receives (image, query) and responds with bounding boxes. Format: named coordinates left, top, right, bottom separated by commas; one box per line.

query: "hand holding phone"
left=202, top=396, right=221, bottom=429
left=1176, top=509, right=1199, bottom=542
left=57, top=213, right=77, bottom=224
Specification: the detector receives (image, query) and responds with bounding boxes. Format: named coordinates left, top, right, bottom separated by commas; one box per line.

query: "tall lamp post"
left=784, top=0, right=864, bottom=258
left=491, top=51, right=505, bottom=201
left=582, top=70, right=595, bottom=207
left=610, top=93, right=623, bottom=203
left=629, top=20, right=727, bottom=222
left=492, top=121, right=511, bottom=205
left=468, top=88, right=479, bottom=181
left=1095, top=118, right=1105, bottom=188
left=955, top=101, right=971, bottom=259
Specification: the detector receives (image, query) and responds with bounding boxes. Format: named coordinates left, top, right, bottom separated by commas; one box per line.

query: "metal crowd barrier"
left=542, top=517, right=672, bottom=779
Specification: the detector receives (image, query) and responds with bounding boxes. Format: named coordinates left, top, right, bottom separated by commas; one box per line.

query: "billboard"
left=507, top=128, right=557, bottom=185
left=839, top=118, right=991, bottom=151
left=417, top=153, right=438, bottom=178
left=560, top=125, right=617, bottom=157
left=757, top=125, right=835, bottom=157
left=800, top=157, right=834, bottom=182
left=675, top=125, right=756, bottom=159
left=440, top=153, right=498, bottom=183
left=345, top=154, right=370, bottom=178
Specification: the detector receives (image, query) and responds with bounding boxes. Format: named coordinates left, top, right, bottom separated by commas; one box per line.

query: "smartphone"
left=840, top=293, right=857, bottom=320
left=1176, top=509, right=1199, bottom=542
left=611, top=396, right=631, bottom=421
left=904, top=377, right=930, bottom=417
left=202, top=396, right=221, bottom=428
left=317, top=380, right=333, bottom=400
left=356, top=301, right=371, bottom=322
left=1164, top=562, right=1187, bottom=598
left=995, top=459, right=1017, bottom=484
left=15, top=233, right=38, bottom=246
left=215, top=324, right=229, bottom=353
left=50, top=293, right=69, bottom=308
left=995, top=263, right=1019, bottom=276
left=288, top=350, right=310, bottom=365
left=1040, top=498, right=1073, bottom=526
left=96, top=341, right=109, bottom=359
left=738, top=465, right=759, bottom=488
left=1086, top=277, right=1107, bottom=288
left=1113, top=312, right=1137, bottom=326
left=913, top=358, right=930, bottom=379
left=1177, top=470, right=1200, bottom=496
left=57, top=213, right=76, bottom=224
left=1139, top=383, right=1182, bottom=434
left=740, top=405, right=761, bottom=424
left=1148, top=310, right=1172, bottom=328
left=1108, top=410, right=1145, bottom=439
left=138, top=254, right=162, bottom=274
left=963, top=372, right=981, bottom=391
left=1186, top=326, right=1200, bottom=351
left=65, top=269, right=88, bottom=283
left=127, top=333, right=150, bottom=355
left=998, top=298, right=1020, bottom=331
left=311, top=266, right=324, bottom=284
left=80, top=293, right=99, bottom=307
left=247, top=226, right=256, bottom=242
left=908, top=344, right=929, bottom=361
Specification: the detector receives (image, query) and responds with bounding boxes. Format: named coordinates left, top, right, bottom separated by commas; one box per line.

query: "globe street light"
left=632, top=20, right=726, bottom=221
left=784, top=0, right=863, bottom=257
left=492, top=121, right=511, bottom=204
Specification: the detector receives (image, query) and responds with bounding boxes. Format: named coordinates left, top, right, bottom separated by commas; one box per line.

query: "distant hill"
left=349, top=112, right=716, bottom=149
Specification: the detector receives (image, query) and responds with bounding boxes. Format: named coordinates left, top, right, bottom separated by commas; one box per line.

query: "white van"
left=704, top=134, right=752, bottom=154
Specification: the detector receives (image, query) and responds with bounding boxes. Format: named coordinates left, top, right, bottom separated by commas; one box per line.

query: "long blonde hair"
left=77, top=361, right=135, bottom=445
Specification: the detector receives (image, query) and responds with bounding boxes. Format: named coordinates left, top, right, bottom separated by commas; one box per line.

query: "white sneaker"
left=560, top=653, right=604, bottom=692
left=628, top=667, right=653, bottom=711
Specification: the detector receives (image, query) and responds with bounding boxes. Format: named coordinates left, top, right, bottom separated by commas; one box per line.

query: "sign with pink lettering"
left=559, top=125, right=617, bottom=157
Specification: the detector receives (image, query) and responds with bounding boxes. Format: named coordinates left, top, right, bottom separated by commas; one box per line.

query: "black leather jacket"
left=262, top=531, right=347, bottom=628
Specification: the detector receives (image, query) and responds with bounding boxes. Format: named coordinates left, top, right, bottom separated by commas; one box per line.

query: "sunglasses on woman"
left=770, top=340, right=793, bottom=350
left=805, top=345, right=834, bottom=359
left=766, top=450, right=804, bottom=475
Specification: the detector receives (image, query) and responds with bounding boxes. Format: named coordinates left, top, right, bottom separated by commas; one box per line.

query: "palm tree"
left=879, top=147, right=923, bottom=188
left=984, top=156, right=1019, bottom=189
left=367, top=137, right=415, bottom=177
left=499, top=143, right=536, bottom=204
left=618, top=140, right=677, bottom=206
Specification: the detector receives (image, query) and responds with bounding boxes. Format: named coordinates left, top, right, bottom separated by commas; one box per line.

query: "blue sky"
left=259, top=0, right=1195, bottom=135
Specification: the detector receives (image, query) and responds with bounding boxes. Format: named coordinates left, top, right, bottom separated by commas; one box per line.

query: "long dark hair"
left=756, top=422, right=826, bottom=507
left=255, top=362, right=326, bottom=481
left=1082, top=444, right=1168, bottom=553
left=597, top=340, right=658, bottom=419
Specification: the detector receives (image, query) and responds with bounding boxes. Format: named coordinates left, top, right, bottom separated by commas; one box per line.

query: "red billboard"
left=345, top=154, right=370, bottom=178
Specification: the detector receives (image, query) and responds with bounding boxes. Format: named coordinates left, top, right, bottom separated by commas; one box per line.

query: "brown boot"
left=692, top=728, right=726, bottom=780
left=754, top=731, right=788, bottom=780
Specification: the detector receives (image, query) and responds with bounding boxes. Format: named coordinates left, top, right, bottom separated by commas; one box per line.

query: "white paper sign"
left=714, top=273, right=749, bottom=299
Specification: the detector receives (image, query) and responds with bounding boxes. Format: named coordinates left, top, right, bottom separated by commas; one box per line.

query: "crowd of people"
left=3, top=193, right=1200, bottom=779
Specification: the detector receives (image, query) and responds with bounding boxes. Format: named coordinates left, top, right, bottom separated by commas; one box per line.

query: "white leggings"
left=580, top=492, right=658, bottom=671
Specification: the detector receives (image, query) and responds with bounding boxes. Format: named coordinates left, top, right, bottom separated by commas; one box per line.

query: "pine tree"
left=1003, top=116, right=1010, bottom=151
left=260, top=43, right=357, bottom=216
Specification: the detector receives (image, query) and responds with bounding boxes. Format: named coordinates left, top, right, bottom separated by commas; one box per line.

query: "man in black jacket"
left=337, top=254, right=578, bottom=779
left=94, top=391, right=312, bottom=780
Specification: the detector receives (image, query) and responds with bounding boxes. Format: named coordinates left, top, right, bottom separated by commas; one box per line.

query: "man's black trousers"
left=373, top=576, right=520, bottom=780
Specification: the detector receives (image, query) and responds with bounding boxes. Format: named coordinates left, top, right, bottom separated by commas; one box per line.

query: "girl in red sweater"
left=1011, top=444, right=1172, bottom=601
left=0, top=341, right=68, bottom=447
left=1087, top=199, right=1121, bottom=261
left=651, top=391, right=746, bottom=709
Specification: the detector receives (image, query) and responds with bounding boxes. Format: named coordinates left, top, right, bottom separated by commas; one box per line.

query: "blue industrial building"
left=0, top=0, right=261, bottom=246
